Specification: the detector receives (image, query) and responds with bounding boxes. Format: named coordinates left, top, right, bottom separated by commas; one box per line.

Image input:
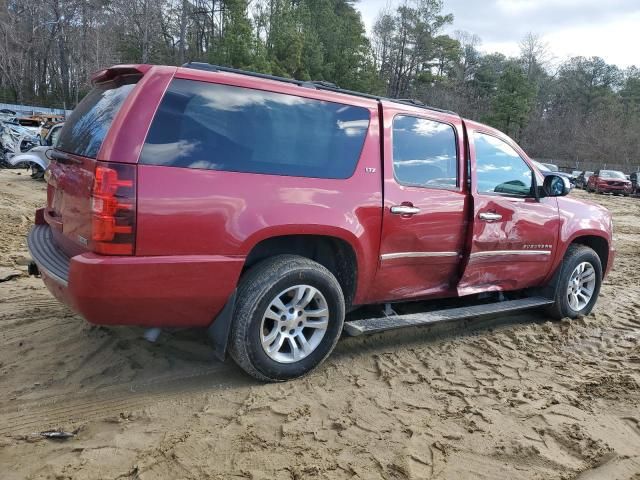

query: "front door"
left=369, top=106, right=469, bottom=303
left=457, top=129, right=560, bottom=296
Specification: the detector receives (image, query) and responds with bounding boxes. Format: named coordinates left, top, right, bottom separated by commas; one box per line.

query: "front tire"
left=229, top=255, right=345, bottom=382
left=547, top=245, right=602, bottom=320
left=30, top=164, right=45, bottom=179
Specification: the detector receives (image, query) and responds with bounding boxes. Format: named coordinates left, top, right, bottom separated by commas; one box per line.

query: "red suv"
left=28, top=63, right=614, bottom=381
left=587, top=169, right=632, bottom=195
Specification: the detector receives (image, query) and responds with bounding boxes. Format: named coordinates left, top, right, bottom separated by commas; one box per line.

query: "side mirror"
left=541, top=174, right=571, bottom=197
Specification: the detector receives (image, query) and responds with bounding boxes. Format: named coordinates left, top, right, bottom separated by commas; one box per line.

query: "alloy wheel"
left=567, top=262, right=596, bottom=311
left=260, top=285, right=329, bottom=363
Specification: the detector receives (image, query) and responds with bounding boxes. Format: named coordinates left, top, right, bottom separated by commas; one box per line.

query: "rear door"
left=457, top=127, right=559, bottom=296
left=370, top=104, right=469, bottom=302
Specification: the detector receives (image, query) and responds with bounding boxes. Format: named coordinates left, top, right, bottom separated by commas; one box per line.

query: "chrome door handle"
left=391, top=205, right=421, bottom=216
left=479, top=212, right=502, bottom=222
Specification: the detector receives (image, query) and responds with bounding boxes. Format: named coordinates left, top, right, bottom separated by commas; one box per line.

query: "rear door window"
left=139, top=79, right=370, bottom=179
left=56, top=75, right=139, bottom=158
left=392, top=115, right=458, bottom=189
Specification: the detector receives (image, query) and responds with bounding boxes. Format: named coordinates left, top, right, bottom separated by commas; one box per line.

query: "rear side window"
left=56, top=75, right=139, bottom=158
left=139, top=79, right=370, bottom=179
left=392, top=116, right=458, bottom=189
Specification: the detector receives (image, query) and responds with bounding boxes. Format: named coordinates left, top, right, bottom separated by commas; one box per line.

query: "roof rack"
left=396, top=98, right=425, bottom=107
left=181, top=62, right=458, bottom=116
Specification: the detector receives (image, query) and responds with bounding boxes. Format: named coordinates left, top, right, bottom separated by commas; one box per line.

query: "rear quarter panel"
left=135, top=101, right=383, bottom=305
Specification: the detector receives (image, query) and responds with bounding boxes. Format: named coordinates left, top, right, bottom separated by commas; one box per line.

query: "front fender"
left=548, top=196, right=614, bottom=279
left=8, top=152, right=48, bottom=171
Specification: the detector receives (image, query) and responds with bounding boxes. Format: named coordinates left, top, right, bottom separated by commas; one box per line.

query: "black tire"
left=229, top=255, right=345, bottom=382
left=547, top=244, right=602, bottom=320
left=30, top=164, right=45, bottom=179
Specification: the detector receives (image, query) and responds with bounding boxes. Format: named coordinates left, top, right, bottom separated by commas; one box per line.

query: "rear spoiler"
left=91, top=65, right=152, bottom=85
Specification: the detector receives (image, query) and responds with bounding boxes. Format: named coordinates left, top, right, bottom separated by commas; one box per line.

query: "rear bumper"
left=28, top=225, right=244, bottom=327
left=27, top=224, right=70, bottom=286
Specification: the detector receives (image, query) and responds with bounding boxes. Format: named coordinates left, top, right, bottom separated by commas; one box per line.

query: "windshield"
left=600, top=170, right=626, bottom=179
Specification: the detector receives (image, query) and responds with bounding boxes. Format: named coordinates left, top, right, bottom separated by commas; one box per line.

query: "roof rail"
left=180, top=62, right=458, bottom=116
left=396, top=98, right=425, bottom=107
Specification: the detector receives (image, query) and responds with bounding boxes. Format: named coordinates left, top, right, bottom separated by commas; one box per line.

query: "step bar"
left=343, top=297, right=554, bottom=336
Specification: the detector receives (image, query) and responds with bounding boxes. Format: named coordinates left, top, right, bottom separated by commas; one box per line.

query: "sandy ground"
left=0, top=167, right=639, bottom=479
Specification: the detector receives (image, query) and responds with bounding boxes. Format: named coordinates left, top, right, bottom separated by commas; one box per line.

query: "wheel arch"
left=8, top=152, right=47, bottom=170
left=569, top=234, right=609, bottom=274
left=242, top=233, right=359, bottom=309
left=533, top=233, right=609, bottom=309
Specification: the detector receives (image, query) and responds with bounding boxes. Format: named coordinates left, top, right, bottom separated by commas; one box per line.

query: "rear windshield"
left=56, top=75, right=139, bottom=158
left=139, top=79, right=370, bottom=179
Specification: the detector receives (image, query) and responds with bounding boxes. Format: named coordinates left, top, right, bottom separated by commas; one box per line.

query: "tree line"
left=1, top=0, right=639, bottom=170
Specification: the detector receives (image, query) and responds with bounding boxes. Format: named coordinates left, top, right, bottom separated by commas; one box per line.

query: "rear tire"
left=229, top=255, right=345, bottom=382
left=547, top=245, right=602, bottom=320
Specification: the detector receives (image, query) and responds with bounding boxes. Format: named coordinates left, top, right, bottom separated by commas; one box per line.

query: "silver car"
left=8, top=123, right=64, bottom=179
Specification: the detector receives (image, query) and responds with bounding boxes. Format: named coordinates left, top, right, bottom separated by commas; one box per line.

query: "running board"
left=343, top=297, right=553, bottom=336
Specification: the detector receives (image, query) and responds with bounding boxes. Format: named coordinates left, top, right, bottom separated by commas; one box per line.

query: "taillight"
left=90, top=162, right=136, bottom=255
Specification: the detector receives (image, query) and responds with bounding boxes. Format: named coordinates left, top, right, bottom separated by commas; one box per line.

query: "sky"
left=356, top=0, right=640, bottom=69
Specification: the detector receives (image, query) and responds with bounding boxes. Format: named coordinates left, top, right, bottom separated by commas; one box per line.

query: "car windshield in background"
left=49, top=126, right=63, bottom=147
left=56, top=74, right=140, bottom=158
left=532, top=160, right=551, bottom=172
left=600, top=170, right=626, bottom=179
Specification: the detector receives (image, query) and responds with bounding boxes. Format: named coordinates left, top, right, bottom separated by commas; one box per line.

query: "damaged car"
left=0, top=121, right=40, bottom=167
left=6, top=122, right=63, bottom=179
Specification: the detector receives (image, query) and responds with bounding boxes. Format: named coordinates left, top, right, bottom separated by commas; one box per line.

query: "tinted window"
left=392, top=116, right=457, bottom=188
left=56, top=75, right=139, bottom=158
left=140, top=79, right=370, bottom=179
left=475, top=133, right=533, bottom=196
